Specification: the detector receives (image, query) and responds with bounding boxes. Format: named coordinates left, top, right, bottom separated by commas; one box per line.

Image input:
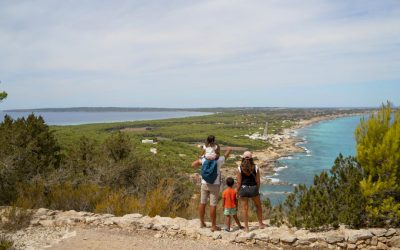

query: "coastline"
left=221, top=112, right=369, bottom=185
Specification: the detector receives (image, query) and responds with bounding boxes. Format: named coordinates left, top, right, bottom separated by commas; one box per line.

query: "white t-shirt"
left=201, top=156, right=224, bottom=185
left=202, top=145, right=218, bottom=159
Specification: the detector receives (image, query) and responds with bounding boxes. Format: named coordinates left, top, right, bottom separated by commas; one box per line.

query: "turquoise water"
left=261, top=115, right=364, bottom=204
left=0, top=111, right=211, bottom=125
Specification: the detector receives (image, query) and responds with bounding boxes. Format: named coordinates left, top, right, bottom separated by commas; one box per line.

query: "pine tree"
left=355, top=102, right=400, bottom=226
left=0, top=82, right=7, bottom=102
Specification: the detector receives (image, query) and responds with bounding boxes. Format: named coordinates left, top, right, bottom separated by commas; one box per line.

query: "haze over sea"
left=0, top=111, right=211, bottom=126
left=261, top=115, right=363, bottom=204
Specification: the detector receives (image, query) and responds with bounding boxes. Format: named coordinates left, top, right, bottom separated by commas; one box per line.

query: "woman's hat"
left=242, top=151, right=252, bottom=159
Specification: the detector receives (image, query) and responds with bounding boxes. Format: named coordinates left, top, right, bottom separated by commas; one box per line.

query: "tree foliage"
left=0, top=115, right=60, bottom=204
left=285, top=155, right=366, bottom=229
left=104, top=132, right=132, bottom=162
left=0, top=82, right=7, bottom=102
left=355, top=102, right=400, bottom=226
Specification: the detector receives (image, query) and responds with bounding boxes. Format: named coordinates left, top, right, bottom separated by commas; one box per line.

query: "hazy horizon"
left=1, top=1, right=400, bottom=109
left=2, top=105, right=381, bottom=111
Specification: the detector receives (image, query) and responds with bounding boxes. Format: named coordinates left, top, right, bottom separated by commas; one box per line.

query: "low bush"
left=0, top=235, right=14, bottom=250
left=95, top=190, right=140, bottom=216
left=0, top=207, right=32, bottom=232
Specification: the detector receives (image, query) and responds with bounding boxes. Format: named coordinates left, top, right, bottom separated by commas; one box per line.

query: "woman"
left=236, top=151, right=265, bottom=231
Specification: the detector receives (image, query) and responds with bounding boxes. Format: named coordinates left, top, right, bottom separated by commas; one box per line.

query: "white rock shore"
left=1, top=207, right=400, bottom=249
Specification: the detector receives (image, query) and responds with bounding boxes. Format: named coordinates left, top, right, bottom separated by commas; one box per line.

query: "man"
left=192, top=147, right=232, bottom=231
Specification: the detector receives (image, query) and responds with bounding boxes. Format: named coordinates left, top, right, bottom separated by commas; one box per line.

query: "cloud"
left=0, top=0, right=399, bottom=108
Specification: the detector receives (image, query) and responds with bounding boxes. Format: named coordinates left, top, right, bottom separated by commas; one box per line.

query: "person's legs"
left=252, top=195, right=265, bottom=229
left=233, top=213, right=242, bottom=229
left=209, top=184, right=220, bottom=231
left=199, top=203, right=206, bottom=227
left=210, top=205, right=218, bottom=230
left=199, top=184, right=209, bottom=227
left=240, top=197, right=249, bottom=231
left=225, top=214, right=231, bottom=231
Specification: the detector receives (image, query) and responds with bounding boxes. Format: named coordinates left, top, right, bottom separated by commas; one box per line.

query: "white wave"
left=280, top=156, right=293, bottom=160
left=263, top=191, right=292, bottom=195
left=273, top=165, right=288, bottom=172
left=266, top=177, right=280, bottom=183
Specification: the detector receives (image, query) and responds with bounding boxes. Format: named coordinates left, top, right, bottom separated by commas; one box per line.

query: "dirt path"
left=48, top=228, right=263, bottom=250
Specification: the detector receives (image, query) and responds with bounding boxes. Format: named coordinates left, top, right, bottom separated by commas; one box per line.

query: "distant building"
left=142, top=139, right=157, bottom=144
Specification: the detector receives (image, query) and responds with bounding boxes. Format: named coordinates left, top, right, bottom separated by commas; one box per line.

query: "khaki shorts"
left=200, top=184, right=220, bottom=206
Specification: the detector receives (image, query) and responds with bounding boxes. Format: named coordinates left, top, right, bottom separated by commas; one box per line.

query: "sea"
left=260, top=115, right=365, bottom=205
left=0, top=111, right=212, bottom=125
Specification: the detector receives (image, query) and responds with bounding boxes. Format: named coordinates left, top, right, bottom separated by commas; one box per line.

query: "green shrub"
left=0, top=115, right=60, bottom=204
left=284, top=155, right=366, bottom=230
left=104, top=132, right=132, bottom=162
left=0, top=235, right=14, bottom=250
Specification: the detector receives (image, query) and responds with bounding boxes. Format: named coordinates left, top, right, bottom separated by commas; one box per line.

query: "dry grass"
left=0, top=235, right=14, bottom=250
left=0, top=206, right=32, bottom=232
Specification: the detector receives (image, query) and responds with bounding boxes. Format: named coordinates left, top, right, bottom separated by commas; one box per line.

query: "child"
left=199, top=135, right=221, bottom=184
left=222, top=177, right=244, bottom=232
left=199, top=135, right=220, bottom=160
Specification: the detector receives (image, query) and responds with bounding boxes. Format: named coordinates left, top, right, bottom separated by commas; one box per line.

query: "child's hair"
left=226, top=177, right=234, bottom=187
left=206, top=135, right=216, bottom=147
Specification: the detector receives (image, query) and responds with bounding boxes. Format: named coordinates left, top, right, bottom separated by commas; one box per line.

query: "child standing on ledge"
left=222, top=177, right=244, bottom=232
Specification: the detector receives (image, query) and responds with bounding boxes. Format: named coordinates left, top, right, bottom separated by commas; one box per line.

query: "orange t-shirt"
left=222, top=187, right=237, bottom=209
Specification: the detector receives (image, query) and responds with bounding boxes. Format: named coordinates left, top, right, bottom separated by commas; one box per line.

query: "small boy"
left=222, top=177, right=244, bottom=232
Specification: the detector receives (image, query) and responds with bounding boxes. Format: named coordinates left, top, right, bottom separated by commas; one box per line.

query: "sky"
left=0, top=0, right=400, bottom=109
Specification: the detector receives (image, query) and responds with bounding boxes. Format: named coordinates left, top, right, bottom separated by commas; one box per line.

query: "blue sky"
left=0, top=0, right=399, bottom=109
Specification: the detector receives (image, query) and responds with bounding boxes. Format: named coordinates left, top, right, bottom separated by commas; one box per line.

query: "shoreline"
left=221, top=112, right=369, bottom=185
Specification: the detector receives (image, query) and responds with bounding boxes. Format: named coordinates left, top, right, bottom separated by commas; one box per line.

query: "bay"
left=261, top=115, right=364, bottom=204
left=0, top=111, right=212, bottom=125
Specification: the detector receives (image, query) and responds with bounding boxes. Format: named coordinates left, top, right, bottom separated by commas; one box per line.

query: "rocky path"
left=48, top=228, right=262, bottom=250
left=2, top=207, right=400, bottom=249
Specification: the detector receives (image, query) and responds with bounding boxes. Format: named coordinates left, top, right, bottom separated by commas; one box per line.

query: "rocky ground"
left=2, top=207, right=400, bottom=250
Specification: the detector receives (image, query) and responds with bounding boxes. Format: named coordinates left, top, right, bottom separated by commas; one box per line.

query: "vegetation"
left=0, top=207, right=33, bottom=232
left=0, top=235, right=14, bottom=250
left=356, top=102, right=400, bottom=226
left=0, top=104, right=381, bottom=226
left=0, top=83, right=6, bottom=102
left=284, top=155, right=366, bottom=230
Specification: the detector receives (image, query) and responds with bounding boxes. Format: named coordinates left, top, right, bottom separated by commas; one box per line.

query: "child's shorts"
left=224, top=208, right=237, bottom=216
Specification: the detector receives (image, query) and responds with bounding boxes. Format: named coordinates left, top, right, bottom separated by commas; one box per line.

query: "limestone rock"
left=325, top=234, right=344, bottom=244
left=347, top=243, right=357, bottom=249
left=385, top=228, right=396, bottom=237
left=377, top=242, right=388, bottom=249
left=388, top=236, right=400, bottom=248
left=371, top=236, right=378, bottom=246
left=235, top=232, right=255, bottom=243
left=280, top=235, right=297, bottom=244
left=212, top=232, right=222, bottom=240
left=221, top=231, right=238, bottom=242
left=35, top=208, right=49, bottom=217
left=39, top=220, right=55, bottom=227
left=254, top=233, right=269, bottom=242
left=370, top=229, right=387, bottom=237
left=345, top=229, right=373, bottom=243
